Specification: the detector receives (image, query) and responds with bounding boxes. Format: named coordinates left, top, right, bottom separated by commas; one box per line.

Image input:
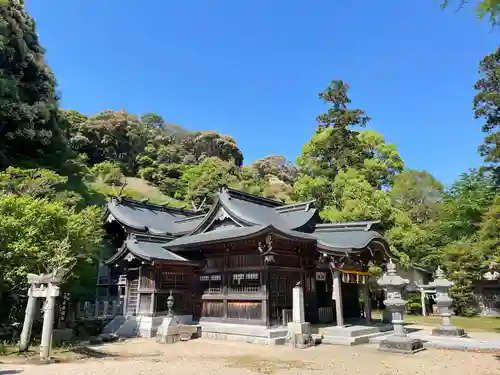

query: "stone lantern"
left=377, top=260, right=424, bottom=354
left=166, top=291, right=175, bottom=317
left=428, top=267, right=466, bottom=337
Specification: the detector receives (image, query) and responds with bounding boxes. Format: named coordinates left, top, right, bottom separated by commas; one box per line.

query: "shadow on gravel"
left=64, top=346, right=119, bottom=359
left=0, top=371, right=23, bottom=375
left=224, top=355, right=317, bottom=375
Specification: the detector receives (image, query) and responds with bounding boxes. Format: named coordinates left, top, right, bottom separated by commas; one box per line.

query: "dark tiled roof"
left=165, top=224, right=316, bottom=251
left=104, top=191, right=389, bottom=258
left=106, top=235, right=188, bottom=264
left=165, top=222, right=387, bottom=255
left=313, top=230, right=385, bottom=251
left=106, top=197, right=203, bottom=235
left=189, top=188, right=317, bottom=234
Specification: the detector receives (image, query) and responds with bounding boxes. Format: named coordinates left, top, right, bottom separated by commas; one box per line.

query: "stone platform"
left=370, top=330, right=500, bottom=351
left=378, top=336, right=425, bottom=354
left=314, top=323, right=393, bottom=346
left=199, top=322, right=288, bottom=345
left=432, top=327, right=466, bottom=337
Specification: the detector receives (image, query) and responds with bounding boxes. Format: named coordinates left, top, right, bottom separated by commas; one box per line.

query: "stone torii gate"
left=19, top=268, right=67, bottom=362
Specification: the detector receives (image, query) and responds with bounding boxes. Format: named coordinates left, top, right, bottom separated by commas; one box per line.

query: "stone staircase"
left=100, top=315, right=201, bottom=341
left=317, top=324, right=393, bottom=346
left=199, top=322, right=289, bottom=345
left=101, top=315, right=126, bottom=335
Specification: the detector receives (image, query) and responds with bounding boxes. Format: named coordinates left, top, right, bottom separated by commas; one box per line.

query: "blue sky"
left=26, top=0, right=498, bottom=186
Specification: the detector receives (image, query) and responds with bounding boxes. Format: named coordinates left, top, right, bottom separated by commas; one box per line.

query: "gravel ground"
left=3, top=338, right=500, bottom=375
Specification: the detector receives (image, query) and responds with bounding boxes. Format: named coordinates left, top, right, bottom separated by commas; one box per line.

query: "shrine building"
left=98, top=187, right=389, bottom=339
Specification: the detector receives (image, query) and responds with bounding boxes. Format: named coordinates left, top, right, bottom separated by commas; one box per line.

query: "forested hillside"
left=0, top=0, right=498, bottom=323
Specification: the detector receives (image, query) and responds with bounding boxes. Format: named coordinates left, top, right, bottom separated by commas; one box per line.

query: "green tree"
left=476, top=195, right=500, bottom=267
left=440, top=169, right=496, bottom=240
left=0, top=0, right=67, bottom=169
left=72, top=109, right=151, bottom=174
left=320, top=168, right=394, bottom=224
left=474, top=48, right=500, bottom=184
left=441, top=0, right=500, bottom=25
left=390, top=169, right=444, bottom=224
left=297, top=81, right=369, bottom=181
left=357, top=130, right=404, bottom=189
left=182, top=157, right=240, bottom=205
left=90, top=161, right=124, bottom=186
left=0, top=194, right=103, bottom=320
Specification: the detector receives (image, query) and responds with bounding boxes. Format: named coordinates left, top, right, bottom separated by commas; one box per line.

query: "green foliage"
left=406, top=292, right=423, bottom=315
left=0, top=0, right=67, bottom=169
left=390, top=169, right=444, bottom=224
left=90, top=161, right=124, bottom=185
left=320, top=168, right=393, bottom=224
left=182, top=157, right=240, bottom=205
left=440, top=170, right=496, bottom=240
left=0, top=0, right=499, bottom=322
left=0, top=194, right=103, bottom=297
left=441, top=0, right=500, bottom=25
left=474, top=48, right=500, bottom=184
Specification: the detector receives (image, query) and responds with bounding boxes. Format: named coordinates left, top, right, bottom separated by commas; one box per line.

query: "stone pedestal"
left=431, top=327, right=466, bottom=337
left=379, top=337, right=425, bottom=354
left=429, top=267, right=466, bottom=338
left=156, top=316, right=180, bottom=344
left=377, top=260, right=424, bottom=354
left=287, top=284, right=313, bottom=349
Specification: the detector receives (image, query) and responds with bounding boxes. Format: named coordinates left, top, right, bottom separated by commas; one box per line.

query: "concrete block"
left=52, top=328, right=73, bottom=345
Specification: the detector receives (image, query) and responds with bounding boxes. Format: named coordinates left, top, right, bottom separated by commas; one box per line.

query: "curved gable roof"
left=106, top=197, right=204, bottom=236
left=188, top=188, right=317, bottom=234
left=106, top=235, right=188, bottom=264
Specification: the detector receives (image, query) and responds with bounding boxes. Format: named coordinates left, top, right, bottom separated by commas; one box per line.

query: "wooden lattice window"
left=227, top=301, right=262, bottom=320
left=160, top=272, right=188, bottom=290
left=229, top=272, right=261, bottom=294
left=206, top=257, right=225, bottom=270
left=200, top=274, right=222, bottom=294
left=201, top=301, right=224, bottom=317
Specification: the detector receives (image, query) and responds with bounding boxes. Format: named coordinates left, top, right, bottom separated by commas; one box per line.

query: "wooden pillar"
left=150, top=266, right=156, bottom=317
left=363, top=281, right=372, bottom=324
left=263, top=268, right=269, bottom=326
left=135, top=265, right=142, bottom=315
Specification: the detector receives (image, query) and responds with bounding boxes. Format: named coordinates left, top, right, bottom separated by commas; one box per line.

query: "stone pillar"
left=112, top=300, right=118, bottom=317
left=19, top=285, right=37, bottom=352
left=428, top=267, right=466, bottom=337
left=377, top=260, right=424, bottom=354
left=84, top=301, right=91, bottom=318
left=40, top=280, right=61, bottom=362
left=292, top=285, right=305, bottom=323
left=332, top=270, right=344, bottom=327
left=420, top=288, right=426, bottom=316
left=362, top=282, right=372, bottom=324
left=94, top=300, right=100, bottom=318
left=287, top=282, right=313, bottom=349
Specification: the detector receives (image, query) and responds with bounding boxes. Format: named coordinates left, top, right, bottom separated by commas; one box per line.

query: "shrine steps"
left=101, top=315, right=195, bottom=339
left=199, top=322, right=289, bottom=345
left=317, top=324, right=393, bottom=346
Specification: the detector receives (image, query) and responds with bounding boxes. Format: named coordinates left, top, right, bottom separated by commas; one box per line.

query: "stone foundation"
left=137, top=315, right=193, bottom=338
left=378, top=336, right=425, bottom=354
left=52, top=328, right=73, bottom=345
left=199, top=322, right=288, bottom=345
left=432, top=327, right=466, bottom=337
